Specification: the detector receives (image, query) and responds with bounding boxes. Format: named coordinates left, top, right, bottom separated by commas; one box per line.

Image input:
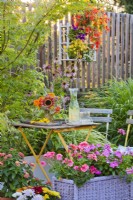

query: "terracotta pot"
left=0, top=198, right=14, bottom=200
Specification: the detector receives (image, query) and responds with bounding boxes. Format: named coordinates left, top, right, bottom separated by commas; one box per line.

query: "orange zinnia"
left=34, top=99, right=40, bottom=107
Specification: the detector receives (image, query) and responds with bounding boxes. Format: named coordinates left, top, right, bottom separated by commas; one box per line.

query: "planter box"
left=52, top=176, right=133, bottom=200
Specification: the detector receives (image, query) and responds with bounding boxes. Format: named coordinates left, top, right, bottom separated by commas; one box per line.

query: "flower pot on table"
left=52, top=176, right=133, bottom=200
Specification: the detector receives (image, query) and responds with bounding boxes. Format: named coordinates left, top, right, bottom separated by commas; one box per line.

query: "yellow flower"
left=30, top=118, right=50, bottom=124
left=44, top=194, right=49, bottom=200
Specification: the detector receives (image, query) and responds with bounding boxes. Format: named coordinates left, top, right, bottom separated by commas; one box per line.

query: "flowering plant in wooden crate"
left=67, top=6, right=110, bottom=62
left=43, top=142, right=133, bottom=187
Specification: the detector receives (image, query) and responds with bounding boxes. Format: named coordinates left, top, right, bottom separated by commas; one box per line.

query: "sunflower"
left=43, top=95, right=55, bottom=108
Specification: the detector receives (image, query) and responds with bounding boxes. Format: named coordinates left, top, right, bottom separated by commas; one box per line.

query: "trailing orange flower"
left=68, top=5, right=110, bottom=62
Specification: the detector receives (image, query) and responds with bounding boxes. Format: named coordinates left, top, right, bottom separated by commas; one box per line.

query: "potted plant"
left=43, top=142, right=133, bottom=200
left=12, top=185, right=61, bottom=200
left=0, top=147, right=44, bottom=199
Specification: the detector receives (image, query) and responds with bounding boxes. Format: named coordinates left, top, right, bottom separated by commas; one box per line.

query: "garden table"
left=13, top=122, right=99, bottom=182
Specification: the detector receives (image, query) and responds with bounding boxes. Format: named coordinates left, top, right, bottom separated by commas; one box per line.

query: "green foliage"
left=0, top=148, right=43, bottom=197
left=79, top=79, right=133, bottom=146
left=116, top=0, right=133, bottom=14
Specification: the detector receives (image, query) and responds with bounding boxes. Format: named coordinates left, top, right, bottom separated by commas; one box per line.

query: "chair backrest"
left=80, top=108, right=113, bottom=139
left=124, top=110, right=133, bottom=147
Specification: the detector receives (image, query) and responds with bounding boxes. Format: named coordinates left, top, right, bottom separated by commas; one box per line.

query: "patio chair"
left=124, top=110, right=133, bottom=147
left=80, top=108, right=113, bottom=139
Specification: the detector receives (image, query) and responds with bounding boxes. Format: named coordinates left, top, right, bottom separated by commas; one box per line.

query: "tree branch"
left=6, top=2, right=59, bottom=68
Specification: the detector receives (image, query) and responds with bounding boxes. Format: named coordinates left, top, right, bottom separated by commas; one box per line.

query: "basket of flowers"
left=43, top=142, right=133, bottom=200
left=67, top=6, right=110, bottom=62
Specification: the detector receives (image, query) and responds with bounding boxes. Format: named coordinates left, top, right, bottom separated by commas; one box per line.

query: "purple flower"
left=72, top=24, right=78, bottom=30
left=118, top=128, right=126, bottom=135
left=114, top=151, right=122, bottom=158
left=110, top=161, right=119, bottom=168
left=76, top=33, right=86, bottom=40
left=102, top=149, right=110, bottom=157
left=90, top=144, right=96, bottom=150
left=42, top=64, right=51, bottom=71
left=84, top=147, right=91, bottom=153
left=62, top=81, right=69, bottom=89
left=63, top=96, right=70, bottom=104
left=95, top=170, right=101, bottom=175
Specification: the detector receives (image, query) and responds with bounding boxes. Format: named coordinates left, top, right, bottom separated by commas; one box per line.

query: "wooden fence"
left=38, top=12, right=133, bottom=91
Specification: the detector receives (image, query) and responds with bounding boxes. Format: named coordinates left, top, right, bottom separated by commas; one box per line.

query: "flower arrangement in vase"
left=33, top=93, right=61, bottom=122
left=43, top=141, right=133, bottom=187
left=67, top=6, right=110, bottom=62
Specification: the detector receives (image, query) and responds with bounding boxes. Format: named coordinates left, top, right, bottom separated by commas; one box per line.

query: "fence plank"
left=111, top=12, right=116, bottom=78
left=87, top=62, right=91, bottom=89
left=96, top=47, right=101, bottom=87
left=116, top=13, right=120, bottom=79
left=81, top=61, right=85, bottom=91
left=92, top=62, right=95, bottom=88
left=102, top=30, right=106, bottom=84
left=107, top=12, right=111, bottom=81
left=121, top=14, right=125, bottom=79
left=130, top=15, right=133, bottom=77
left=125, top=14, right=130, bottom=78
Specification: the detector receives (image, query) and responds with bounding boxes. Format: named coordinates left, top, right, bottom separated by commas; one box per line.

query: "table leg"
left=18, top=127, right=51, bottom=183
left=85, top=127, right=93, bottom=141
left=56, top=132, right=69, bottom=152
left=38, top=130, right=53, bottom=158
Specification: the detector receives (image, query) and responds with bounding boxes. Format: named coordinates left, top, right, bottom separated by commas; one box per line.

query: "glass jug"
left=69, top=88, right=80, bottom=124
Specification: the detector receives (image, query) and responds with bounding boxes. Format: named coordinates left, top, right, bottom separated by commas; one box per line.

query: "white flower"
left=17, top=195, right=27, bottom=200
left=32, top=194, right=44, bottom=200
left=12, top=192, right=22, bottom=198
left=23, top=189, right=35, bottom=197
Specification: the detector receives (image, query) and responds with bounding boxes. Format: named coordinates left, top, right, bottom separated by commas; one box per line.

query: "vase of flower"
left=68, top=88, right=80, bottom=124
left=34, top=93, right=61, bottom=123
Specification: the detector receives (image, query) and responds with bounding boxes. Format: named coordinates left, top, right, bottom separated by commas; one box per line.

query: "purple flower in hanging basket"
left=72, top=24, right=78, bottom=30
left=76, top=33, right=86, bottom=40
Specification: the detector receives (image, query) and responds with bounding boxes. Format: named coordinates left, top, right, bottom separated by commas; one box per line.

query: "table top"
left=13, top=122, right=100, bottom=130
